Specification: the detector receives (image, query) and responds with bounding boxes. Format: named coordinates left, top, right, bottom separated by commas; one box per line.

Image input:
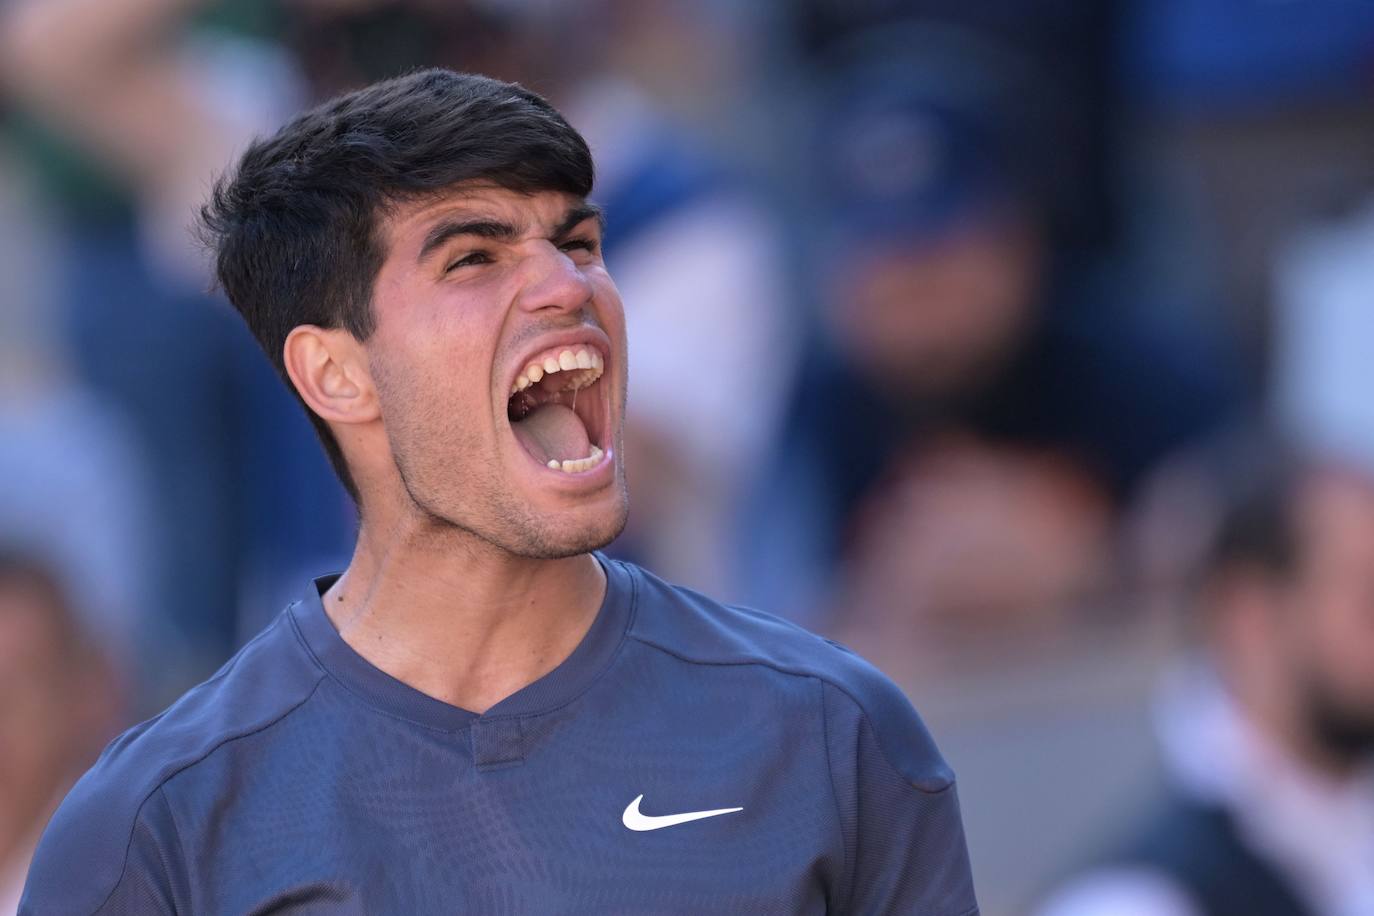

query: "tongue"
left=511, top=402, right=591, bottom=464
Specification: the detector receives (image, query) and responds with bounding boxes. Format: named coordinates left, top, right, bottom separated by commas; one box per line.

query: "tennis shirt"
left=22, top=556, right=978, bottom=915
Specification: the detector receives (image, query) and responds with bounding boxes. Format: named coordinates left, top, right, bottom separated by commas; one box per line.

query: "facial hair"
left=1300, top=669, right=1374, bottom=767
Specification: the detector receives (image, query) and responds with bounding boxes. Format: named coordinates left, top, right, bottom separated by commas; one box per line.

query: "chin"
left=497, top=482, right=629, bottom=561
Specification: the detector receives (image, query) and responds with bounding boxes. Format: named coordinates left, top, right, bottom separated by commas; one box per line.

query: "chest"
left=176, top=702, right=841, bottom=914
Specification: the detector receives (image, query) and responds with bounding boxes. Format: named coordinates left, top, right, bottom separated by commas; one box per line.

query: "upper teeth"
left=512, top=347, right=604, bottom=395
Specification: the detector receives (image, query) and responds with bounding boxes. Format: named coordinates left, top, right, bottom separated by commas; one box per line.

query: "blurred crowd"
left=2, top=0, right=1373, bottom=913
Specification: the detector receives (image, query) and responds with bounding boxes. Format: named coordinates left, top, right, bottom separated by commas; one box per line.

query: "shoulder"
left=619, top=560, right=952, bottom=790
left=22, top=609, right=324, bottom=913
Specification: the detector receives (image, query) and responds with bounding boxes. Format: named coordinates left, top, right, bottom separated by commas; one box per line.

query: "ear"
left=282, top=325, right=379, bottom=426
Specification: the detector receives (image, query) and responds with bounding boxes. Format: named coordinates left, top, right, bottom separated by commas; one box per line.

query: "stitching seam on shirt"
left=287, top=562, right=640, bottom=730
left=156, top=785, right=187, bottom=913
left=111, top=613, right=299, bottom=748
left=95, top=787, right=161, bottom=916
left=479, top=560, right=641, bottom=725
left=856, top=707, right=957, bottom=797
left=817, top=678, right=851, bottom=914
left=626, top=633, right=954, bottom=795
left=287, top=602, right=473, bottom=735
left=94, top=678, right=324, bottom=914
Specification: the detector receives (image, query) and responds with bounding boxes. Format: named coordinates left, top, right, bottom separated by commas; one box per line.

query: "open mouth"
left=506, top=343, right=609, bottom=474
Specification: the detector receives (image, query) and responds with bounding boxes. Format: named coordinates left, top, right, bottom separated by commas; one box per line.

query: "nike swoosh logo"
left=621, top=794, right=744, bottom=831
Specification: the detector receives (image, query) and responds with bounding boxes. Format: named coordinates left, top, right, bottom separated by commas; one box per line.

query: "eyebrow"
left=418, top=217, right=518, bottom=263
left=553, top=203, right=605, bottom=239
left=416, top=202, right=605, bottom=265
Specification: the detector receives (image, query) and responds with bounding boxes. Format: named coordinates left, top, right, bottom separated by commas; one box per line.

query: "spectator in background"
left=0, top=553, right=124, bottom=913
left=0, top=0, right=355, bottom=704
left=0, top=142, right=151, bottom=698
left=1040, top=443, right=1374, bottom=916
left=743, top=23, right=1242, bottom=649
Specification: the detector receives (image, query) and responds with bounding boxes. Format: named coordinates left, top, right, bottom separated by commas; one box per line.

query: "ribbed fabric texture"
left=21, top=557, right=977, bottom=915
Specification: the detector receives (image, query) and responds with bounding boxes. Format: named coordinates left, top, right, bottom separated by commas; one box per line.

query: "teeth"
left=513, top=345, right=605, bottom=396
left=550, top=445, right=604, bottom=474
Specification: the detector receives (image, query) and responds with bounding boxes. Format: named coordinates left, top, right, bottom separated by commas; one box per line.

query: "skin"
left=283, top=184, right=629, bottom=714
left=833, top=215, right=1044, bottom=402
left=0, top=577, right=119, bottom=871
left=1212, top=469, right=1374, bottom=778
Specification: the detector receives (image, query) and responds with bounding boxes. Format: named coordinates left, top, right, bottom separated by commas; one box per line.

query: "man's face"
left=832, top=216, right=1043, bottom=401
left=362, top=184, right=628, bottom=558
left=1283, top=472, right=1374, bottom=759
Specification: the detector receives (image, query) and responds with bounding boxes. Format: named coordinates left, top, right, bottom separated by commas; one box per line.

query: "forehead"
left=381, top=184, right=588, bottom=255
left=1300, top=472, right=1374, bottom=542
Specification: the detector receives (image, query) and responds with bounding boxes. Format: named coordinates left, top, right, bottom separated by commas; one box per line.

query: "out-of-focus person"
left=743, top=24, right=1243, bottom=645
left=0, top=0, right=355, bottom=703
left=1039, top=445, right=1374, bottom=916
left=0, top=141, right=152, bottom=698
left=0, top=552, right=124, bottom=913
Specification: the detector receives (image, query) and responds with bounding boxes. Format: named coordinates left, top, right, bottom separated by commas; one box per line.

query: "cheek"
left=591, top=271, right=627, bottom=336
left=1294, top=586, right=1374, bottom=702
left=371, top=338, right=490, bottom=464
left=378, top=291, right=498, bottom=396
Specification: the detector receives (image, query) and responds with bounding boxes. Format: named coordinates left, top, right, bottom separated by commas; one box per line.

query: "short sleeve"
left=20, top=784, right=187, bottom=915
left=822, top=678, right=979, bottom=915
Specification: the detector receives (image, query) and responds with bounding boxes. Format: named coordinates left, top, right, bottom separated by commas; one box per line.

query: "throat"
left=324, top=551, right=609, bottom=714
left=511, top=402, right=591, bottom=464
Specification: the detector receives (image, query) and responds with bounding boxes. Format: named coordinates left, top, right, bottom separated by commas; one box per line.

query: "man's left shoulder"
left=620, top=560, right=952, bottom=788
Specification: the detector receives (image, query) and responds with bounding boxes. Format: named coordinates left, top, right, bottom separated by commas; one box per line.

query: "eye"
left=444, top=251, right=492, bottom=273
left=559, top=237, right=600, bottom=256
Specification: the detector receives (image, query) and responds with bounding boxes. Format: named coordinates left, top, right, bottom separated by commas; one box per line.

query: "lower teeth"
left=546, top=445, right=604, bottom=473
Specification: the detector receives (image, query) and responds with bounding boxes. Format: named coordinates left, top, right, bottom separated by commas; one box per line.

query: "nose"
left=514, top=242, right=594, bottom=315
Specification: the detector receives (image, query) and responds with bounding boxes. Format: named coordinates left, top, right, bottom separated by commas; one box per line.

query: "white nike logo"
left=621, top=794, right=744, bottom=832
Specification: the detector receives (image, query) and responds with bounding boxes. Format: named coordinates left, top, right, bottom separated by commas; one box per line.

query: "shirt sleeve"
left=20, top=784, right=188, bottom=915
left=822, top=678, right=979, bottom=915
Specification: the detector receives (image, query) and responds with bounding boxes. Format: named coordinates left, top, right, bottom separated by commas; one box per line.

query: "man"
left=21, top=69, right=978, bottom=914
left=743, top=25, right=1241, bottom=635
left=1038, top=447, right=1374, bottom=916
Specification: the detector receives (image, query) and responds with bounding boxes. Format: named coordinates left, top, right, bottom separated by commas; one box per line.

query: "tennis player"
left=21, top=69, right=978, bottom=915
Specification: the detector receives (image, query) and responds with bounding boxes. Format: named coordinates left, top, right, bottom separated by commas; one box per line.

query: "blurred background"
left=2, top=0, right=1373, bottom=913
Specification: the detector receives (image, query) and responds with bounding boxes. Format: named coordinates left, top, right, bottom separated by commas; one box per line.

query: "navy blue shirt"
left=22, top=557, right=978, bottom=914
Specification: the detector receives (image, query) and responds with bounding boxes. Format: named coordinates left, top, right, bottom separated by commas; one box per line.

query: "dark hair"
left=1197, top=434, right=1303, bottom=583
left=199, top=68, right=595, bottom=502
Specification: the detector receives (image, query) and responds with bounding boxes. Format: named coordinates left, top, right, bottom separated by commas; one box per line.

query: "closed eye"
left=559, top=237, right=600, bottom=255
left=444, top=251, right=492, bottom=273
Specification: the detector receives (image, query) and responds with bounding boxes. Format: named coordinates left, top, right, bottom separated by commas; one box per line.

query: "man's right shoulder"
left=21, top=608, right=326, bottom=915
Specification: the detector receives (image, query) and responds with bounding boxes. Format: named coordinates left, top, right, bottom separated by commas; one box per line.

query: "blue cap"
left=815, top=23, right=1054, bottom=243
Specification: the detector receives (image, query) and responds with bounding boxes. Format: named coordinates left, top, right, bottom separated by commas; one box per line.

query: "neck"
left=322, top=512, right=606, bottom=715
